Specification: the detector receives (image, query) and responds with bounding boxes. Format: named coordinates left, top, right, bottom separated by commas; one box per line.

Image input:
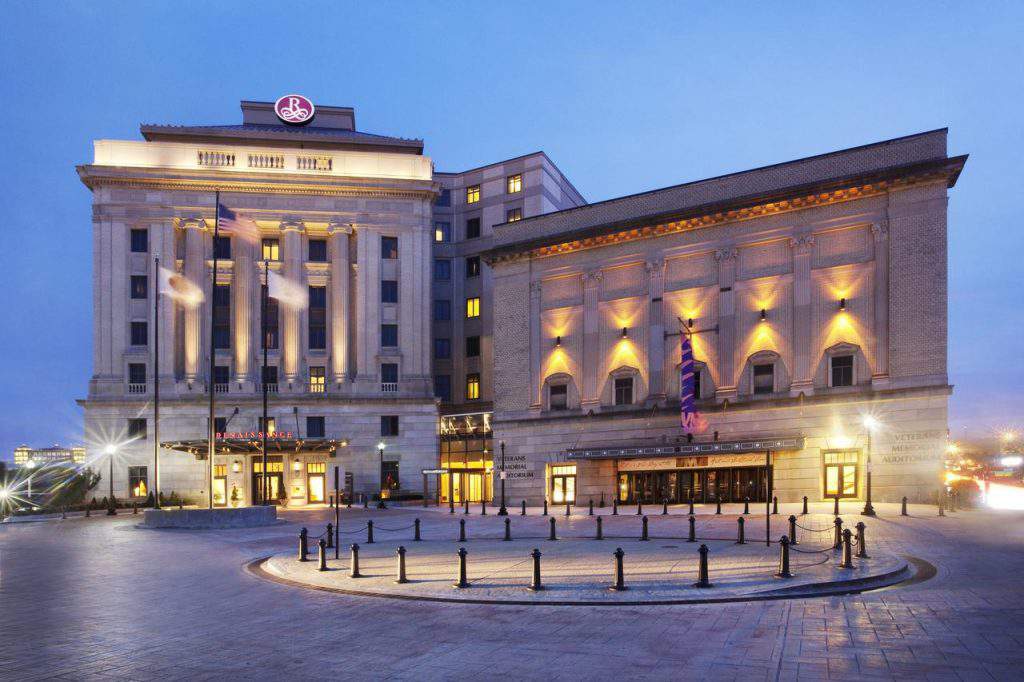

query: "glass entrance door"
left=551, top=474, right=576, bottom=504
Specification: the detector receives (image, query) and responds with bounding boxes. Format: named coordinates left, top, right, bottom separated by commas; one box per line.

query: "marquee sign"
left=567, top=437, right=804, bottom=461
left=216, top=431, right=295, bottom=440
left=274, top=94, right=315, bottom=125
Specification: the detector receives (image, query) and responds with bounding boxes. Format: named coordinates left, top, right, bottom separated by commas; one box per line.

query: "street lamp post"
left=377, top=441, right=387, bottom=509
left=862, top=416, right=878, bottom=516
left=497, top=441, right=508, bottom=516
left=25, top=459, right=36, bottom=504
left=104, top=444, right=117, bottom=516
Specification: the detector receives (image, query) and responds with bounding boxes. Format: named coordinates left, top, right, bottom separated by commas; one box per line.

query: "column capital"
left=529, top=280, right=543, bottom=295
left=327, top=220, right=353, bottom=235
left=788, top=234, right=815, bottom=253
left=178, top=216, right=207, bottom=230
left=583, top=269, right=604, bottom=288
left=279, top=218, right=305, bottom=234
left=870, top=223, right=889, bottom=241
left=714, top=247, right=738, bottom=262
left=644, top=258, right=664, bottom=274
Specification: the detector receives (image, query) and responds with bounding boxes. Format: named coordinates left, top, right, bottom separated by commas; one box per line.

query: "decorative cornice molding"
left=79, top=174, right=436, bottom=201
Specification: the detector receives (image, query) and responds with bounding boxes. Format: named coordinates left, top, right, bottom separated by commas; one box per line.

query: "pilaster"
left=328, top=221, right=352, bottom=386
left=714, top=248, right=738, bottom=402
left=645, top=258, right=666, bottom=404
left=181, top=217, right=205, bottom=384
left=789, top=234, right=815, bottom=395
left=280, top=219, right=304, bottom=387
left=580, top=269, right=603, bottom=410
left=871, top=221, right=890, bottom=387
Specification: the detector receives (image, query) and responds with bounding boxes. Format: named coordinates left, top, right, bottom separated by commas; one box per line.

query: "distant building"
left=13, top=445, right=86, bottom=467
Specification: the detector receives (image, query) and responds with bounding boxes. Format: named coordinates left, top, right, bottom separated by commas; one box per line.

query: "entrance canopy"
left=160, top=438, right=346, bottom=459
left=565, top=437, right=804, bottom=461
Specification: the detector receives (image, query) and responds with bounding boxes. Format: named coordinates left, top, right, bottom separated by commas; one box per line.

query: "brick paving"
left=1, top=502, right=1023, bottom=680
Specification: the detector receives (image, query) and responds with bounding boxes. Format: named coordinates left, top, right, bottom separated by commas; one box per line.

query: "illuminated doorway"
left=307, top=462, right=326, bottom=503
left=823, top=450, right=859, bottom=498
left=550, top=465, right=577, bottom=504
left=252, top=456, right=284, bottom=504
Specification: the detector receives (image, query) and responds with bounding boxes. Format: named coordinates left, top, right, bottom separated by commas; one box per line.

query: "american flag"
left=680, top=331, right=702, bottom=434
left=217, top=203, right=260, bottom=243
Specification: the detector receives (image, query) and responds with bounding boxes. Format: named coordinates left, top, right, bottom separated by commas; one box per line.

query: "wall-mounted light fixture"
left=687, top=318, right=694, bottom=329
left=759, top=309, right=767, bottom=322
left=231, top=460, right=241, bottom=473
left=293, top=459, right=302, bottom=472
left=621, top=326, right=628, bottom=339
left=554, top=335, right=561, bottom=348
left=838, top=297, right=847, bottom=311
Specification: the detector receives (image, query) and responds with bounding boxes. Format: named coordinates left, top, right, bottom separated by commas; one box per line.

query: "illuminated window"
left=130, top=321, right=148, bottom=346
left=465, top=297, right=480, bottom=319
left=831, top=355, right=854, bottom=387
left=466, top=217, right=481, bottom=239
left=309, top=366, right=325, bottom=393
left=308, top=238, right=327, bottom=262
left=465, top=256, right=481, bottom=278
left=506, top=207, right=522, bottom=222
left=823, top=450, right=859, bottom=498
left=434, top=222, right=451, bottom=242
left=213, top=464, right=227, bottom=477
left=614, top=377, right=633, bottom=405
left=753, top=364, right=774, bottom=395
left=507, top=174, right=522, bottom=194
left=130, top=275, right=148, bottom=299
left=466, top=185, right=480, bottom=204
left=130, top=229, right=148, bottom=253
left=306, top=416, right=325, bottom=438
left=308, top=462, right=326, bottom=473
left=550, top=384, right=568, bottom=411
left=261, top=238, right=280, bottom=261
left=381, top=236, right=399, bottom=259
left=128, top=466, right=148, bottom=498
left=466, top=373, right=480, bottom=400
left=466, top=335, right=480, bottom=358
left=259, top=417, right=276, bottom=435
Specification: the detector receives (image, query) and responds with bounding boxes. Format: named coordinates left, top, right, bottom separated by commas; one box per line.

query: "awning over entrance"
left=566, top=437, right=804, bottom=461
left=160, top=438, right=346, bottom=459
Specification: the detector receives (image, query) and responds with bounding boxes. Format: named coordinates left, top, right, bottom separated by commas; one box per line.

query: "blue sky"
left=1, top=1, right=1021, bottom=460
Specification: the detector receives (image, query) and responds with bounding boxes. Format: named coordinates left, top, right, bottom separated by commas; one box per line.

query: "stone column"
left=353, top=226, right=380, bottom=386
left=182, top=218, right=206, bottom=383
left=154, top=220, right=176, bottom=383
left=328, top=221, right=352, bottom=386
left=232, top=236, right=254, bottom=385
left=714, top=248, right=738, bottom=401
left=580, top=270, right=603, bottom=410
left=789, top=235, right=815, bottom=395
left=646, top=258, right=666, bottom=404
left=529, top=279, right=542, bottom=410
left=280, top=220, right=304, bottom=387
left=871, top=222, right=890, bottom=387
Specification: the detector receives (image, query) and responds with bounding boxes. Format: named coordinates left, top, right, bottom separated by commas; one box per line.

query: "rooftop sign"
left=274, top=95, right=315, bottom=125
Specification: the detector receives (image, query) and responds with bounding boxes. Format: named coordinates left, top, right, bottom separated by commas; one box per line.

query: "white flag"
left=158, top=267, right=204, bottom=307
left=267, top=269, right=308, bottom=309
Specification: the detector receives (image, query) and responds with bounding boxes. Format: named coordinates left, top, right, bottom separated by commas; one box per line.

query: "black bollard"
left=521, top=500, right=526, bottom=516
left=777, top=535, right=793, bottom=578
left=318, top=539, right=328, bottom=572
left=596, top=516, right=603, bottom=540
left=529, top=548, right=543, bottom=591
left=640, top=515, right=649, bottom=541
left=833, top=495, right=840, bottom=516
left=743, top=498, right=750, bottom=515
left=298, top=527, right=309, bottom=562
left=548, top=517, right=557, bottom=541
left=367, top=520, right=375, bottom=544
left=938, top=498, right=945, bottom=517
left=349, top=543, right=361, bottom=578
left=600, top=491, right=605, bottom=508
left=326, top=523, right=334, bottom=549
left=688, top=497, right=694, bottom=516
left=855, top=521, right=869, bottom=558
left=464, top=499, right=470, bottom=515
left=503, top=517, right=511, bottom=542
left=840, top=528, right=854, bottom=568
left=565, top=502, right=571, bottom=517
left=543, top=499, right=548, bottom=516
left=687, top=514, right=696, bottom=542
left=772, top=496, right=778, bottom=515
left=788, top=515, right=798, bottom=545
left=662, top=501, right=668, bottom=516
left=589, top=499, right=594, bottom=516
left=802, top=495, right=808, bottom=515
left=61, top=506, right=67, bottom=520
left=453, top=547, right=469, bottom=588
left=715, top=497, right=722, bottom=515
left=610, top=547, right=627, bottom=591
left=85, top=502, right=91, bottom=517
left=363, top=497, right=368, bottom=510
left=481, top=500, right=487, bottom=516
left=395, top=546, right=408, bottom=583
left=414, top=518, right=421, bottom=541
left=459, top=518, right=466, bottom=542
left=694, top=544, right=712, bottom=588
left=901, top=496, right=908, bottom=516
left=636, top=501, right=643, bottom=516
left=833, top=517, right=843, bottom=550
left=449, top=496, right=455, bottom=514
left=736, top=516, right=745, bottom=544
left=612, top=498, right=619, bottom=515
left=133, top=503, right=138, bottom=515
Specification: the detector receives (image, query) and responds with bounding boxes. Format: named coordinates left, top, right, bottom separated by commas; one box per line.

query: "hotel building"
left=79, top=98, right=964, bottom=508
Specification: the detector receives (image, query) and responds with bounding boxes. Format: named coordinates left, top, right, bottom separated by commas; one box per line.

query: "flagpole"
left=153, top=255, right=161, bottom=509
left=261, top=259, right=269, bottom=506
left=208, top=191, right=219, bottom=510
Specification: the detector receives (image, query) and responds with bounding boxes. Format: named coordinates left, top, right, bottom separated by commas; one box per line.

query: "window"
left=128, top=466, right=148, bottom=498
left=465, top=335, right=480, bottom=358
left=614, top=377, right=633, bottom=405
left=465, top=256, right=481, bottom=278
left=130, top=229, right=148, bottom=253
left=435, top=188, right=451, bottom=207
left=262, top=365, right=278, bottom=386
left=434, top=338, right=451, bottom=360
left=381, top=415, right=400, bottom=437
left=507, top=174, right=522, bottom=194
left=381, top=236, right=399, bottom=259
left=506, top=207, right=522, bottom=222
left=130, top=275, right=148, bottom=299
left=212, top=284, right=231, bottom=349
left=262, top=285, right=279, bottom=349
left=381, top=280, right=399, bottom=303
left=434, top=222, right=451, bottom=242
left=381, top=324, right=398, bottom=348
left=381, top=363, right=398, bottom=384
left=259, top=416, right=277, bottom=434
left=434, top=258, right=451, bottom=281
left=831, top=355, right=854, bottom=387
left=306, top=416, right=325, bottom=438
left=433, top=299, right=451, bottom=321
left=466, top=217, right=481, bottom=239
left=693, top=370, right=702, bottom=401
left=381, top=460, right=400, bottom=493
left=466, top=373, right=480, bottom=400
left=213, top=235, right=231, bottom=259
left=214, top=417, right=227, bottom=434
left=127, top=418, right=147, bottom=440
left=308, top=286, right=326, bottom=350
left=550, top=384, right=568, bottom=411
left=261, top=238, right=280, bottom=261
left=130, top=321, right=148, bottom=346
left=213, top=365, right=229, bottom=386
left=753, top=364, right=775, bottom=395
left=308, top=238, right=327, bottom=262
left=128, top=363, right=147, bottom=385
left=823, top=450, right=859, bottom=498
left=434, top=375, right=451, bottom=402
left=465, top=297, right=480, bottom=319
left=466, top=185, right=480, bottom=204
left=309, top=366, right=325, bottom=393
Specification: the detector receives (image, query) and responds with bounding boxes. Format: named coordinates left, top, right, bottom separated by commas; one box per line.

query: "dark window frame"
left=130, top=229, right=148, bottom=253
left=381, top=236, right=399, bottom=260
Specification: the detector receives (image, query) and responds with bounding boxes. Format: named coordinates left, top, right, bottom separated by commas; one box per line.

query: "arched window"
left=816, top=342, right=869, bottom=389
left=543, top=373, right=579, bottom=412
left=672, top=360, right=713, bottom=402
left=740, top=350, right=789, bottom=397
left=604, top=366, right=643, bottom=407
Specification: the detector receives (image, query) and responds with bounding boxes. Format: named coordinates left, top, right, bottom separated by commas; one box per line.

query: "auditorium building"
left=78, top=97, right=964, bottom=508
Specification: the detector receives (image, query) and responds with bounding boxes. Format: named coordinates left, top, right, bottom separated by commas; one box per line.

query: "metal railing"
left=127, top=383, right=147, bottom=394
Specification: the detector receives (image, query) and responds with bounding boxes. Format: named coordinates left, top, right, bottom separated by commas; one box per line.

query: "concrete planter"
left=143, top=506, right=277, bottom=529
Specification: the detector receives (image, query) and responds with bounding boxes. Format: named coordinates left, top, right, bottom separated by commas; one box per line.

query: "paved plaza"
left=2, top=502, right=1024, bottom=680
